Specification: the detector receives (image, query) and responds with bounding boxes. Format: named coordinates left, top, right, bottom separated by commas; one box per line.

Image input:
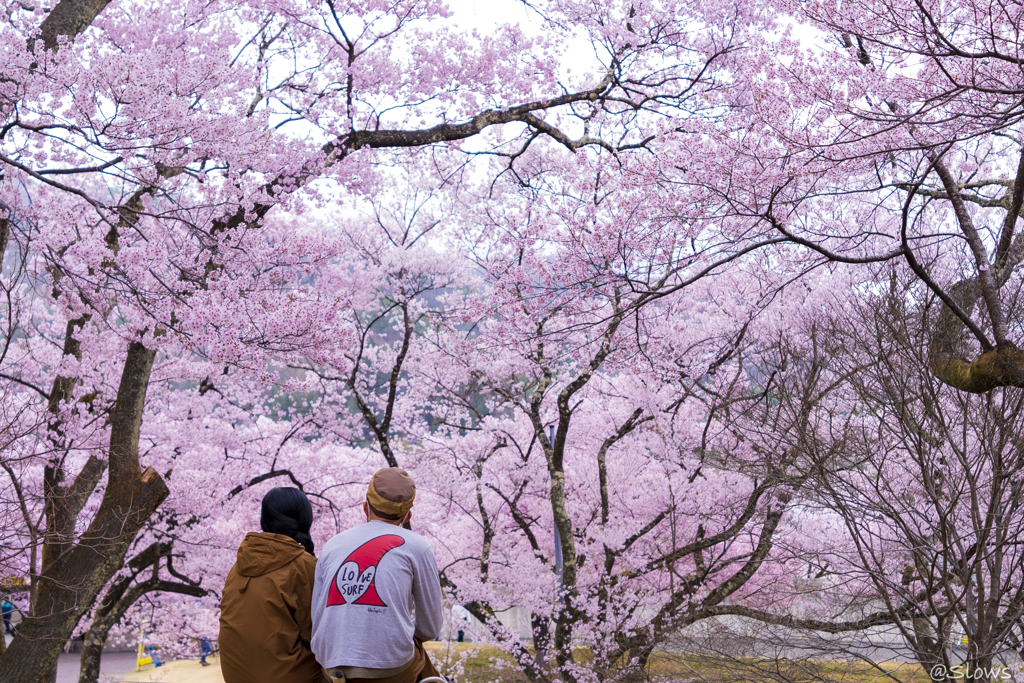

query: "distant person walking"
left=219, top=487, right=324, bottom=683
left=452, top=605, right=471, bottom=643
left=199, top=637, right=212, bottom=666
left=312, top=467, right=444, bottom=683
left=1, top=597, right=13, bottom=635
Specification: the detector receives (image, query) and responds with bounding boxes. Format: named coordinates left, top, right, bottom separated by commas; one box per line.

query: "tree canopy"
left=3, top=0, right=1024, bottom=681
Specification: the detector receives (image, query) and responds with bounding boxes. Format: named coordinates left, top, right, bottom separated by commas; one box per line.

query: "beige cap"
left=366, top=468, right=416, bottom=516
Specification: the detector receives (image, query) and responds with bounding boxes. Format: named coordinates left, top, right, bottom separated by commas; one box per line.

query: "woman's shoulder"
left=286, top=548, right=317, bottom=581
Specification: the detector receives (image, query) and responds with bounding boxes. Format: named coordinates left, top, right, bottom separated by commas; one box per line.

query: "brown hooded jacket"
left=219, top=532, right=324, bottom=683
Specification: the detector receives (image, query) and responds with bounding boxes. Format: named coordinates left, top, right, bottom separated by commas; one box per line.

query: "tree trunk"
left=531, top=614, right=551, bottom=672
left=0, top=342, right=167, bottom=683
left=77, top=576, right=206, bottom=683
left=77, top=628, right=107, bottom=683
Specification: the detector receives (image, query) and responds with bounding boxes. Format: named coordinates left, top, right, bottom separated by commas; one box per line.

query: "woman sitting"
left=219, top=487, right=325, bottom=683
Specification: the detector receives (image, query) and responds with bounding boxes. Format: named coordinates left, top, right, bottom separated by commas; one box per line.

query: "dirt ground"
left=109, top=657, right=226, bottom=683
left=108, top=642, right=479, bottom=683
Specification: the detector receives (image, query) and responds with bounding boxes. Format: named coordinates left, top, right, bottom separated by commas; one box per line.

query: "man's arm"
left=411, top=540, right=444, bottom=641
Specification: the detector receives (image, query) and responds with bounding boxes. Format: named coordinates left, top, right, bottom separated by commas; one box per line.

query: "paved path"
left=5, top=634, right=138, bottom=683
left=57, top=650, right=138, bottom=683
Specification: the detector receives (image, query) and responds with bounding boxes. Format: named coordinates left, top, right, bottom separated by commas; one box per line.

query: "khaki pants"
left=324, top=639, right=439, bottom=683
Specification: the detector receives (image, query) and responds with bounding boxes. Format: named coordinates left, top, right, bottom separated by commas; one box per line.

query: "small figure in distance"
left=451, top=605, right=471, bottom=643
left=219, top=487, right=325, bottom=683
left=1, top=596, right=13, bottom=635
left=198, top=637, right=212, bottom=667
left=313, top=467, right=444, bottom=683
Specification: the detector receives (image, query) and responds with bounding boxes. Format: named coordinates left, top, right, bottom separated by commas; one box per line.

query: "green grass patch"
left=424, top=643, right=937, bottom=683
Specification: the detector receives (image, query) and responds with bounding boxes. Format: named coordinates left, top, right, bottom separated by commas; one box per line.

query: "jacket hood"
left=234, top=532, right=306, bottom=577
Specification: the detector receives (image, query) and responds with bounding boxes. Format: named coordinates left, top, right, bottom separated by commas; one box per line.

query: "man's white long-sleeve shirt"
left=311, top=521, right=444, bottom=670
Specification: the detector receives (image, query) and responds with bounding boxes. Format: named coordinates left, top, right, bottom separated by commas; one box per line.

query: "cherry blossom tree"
left=697, top=0, right=1024, bottom=393
left=675, top=5, right=1024, bottom=675
left=742, top=267, right=1024, bottom=683
left=12, top=0, right=1024, bottom=681
left=0, top=0, right=763, bottom=677
left=359, top=161, right=893, bottom=683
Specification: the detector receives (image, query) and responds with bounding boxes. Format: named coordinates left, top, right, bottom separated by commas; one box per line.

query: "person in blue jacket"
left=1, top=597, right=14, bottom=635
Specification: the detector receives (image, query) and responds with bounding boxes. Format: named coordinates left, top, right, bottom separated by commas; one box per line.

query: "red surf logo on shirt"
left=326, top=534, right=405, bottom=607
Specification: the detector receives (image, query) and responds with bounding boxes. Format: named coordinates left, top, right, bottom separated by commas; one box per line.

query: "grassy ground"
left=110, top=643, right=937, bottom=683
left=647, top=653, right=933, bottom=683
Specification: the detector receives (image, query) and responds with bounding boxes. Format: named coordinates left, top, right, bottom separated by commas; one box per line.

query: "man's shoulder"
left=322, top=523, right=395, bottom=552
left=321, top=523, right=432, bottom=558
left=398, top=529, right=433, bottom=555
left=320, top=526, right=362, bottom=558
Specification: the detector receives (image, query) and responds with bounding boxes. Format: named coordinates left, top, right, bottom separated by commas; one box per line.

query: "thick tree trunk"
left=927, top=275, right=1024, bottom=392
left=921, top=261, right=1024, bottom=392
left=29, top=315, right=97, bottom=683
left=0, top=342, right=167, bottom=683
left=925, top=159, right=1024, bottom=392
left=930, top=344, right=1024, bottom=392
left=31, top=0, right=116, bottom=53
left=78, top=577, right=205, bottom=683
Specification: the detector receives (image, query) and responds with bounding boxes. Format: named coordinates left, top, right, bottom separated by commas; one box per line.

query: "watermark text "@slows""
left=930, top=664, right=1023, bottom=680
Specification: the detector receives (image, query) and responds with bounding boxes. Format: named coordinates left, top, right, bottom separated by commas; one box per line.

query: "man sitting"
left=312, top=468, right=443, bottom=683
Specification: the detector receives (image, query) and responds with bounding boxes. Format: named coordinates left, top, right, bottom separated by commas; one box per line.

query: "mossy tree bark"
left=0, top=342, right=168, bottom=683
left=909, top=153, right=1024, bottom=392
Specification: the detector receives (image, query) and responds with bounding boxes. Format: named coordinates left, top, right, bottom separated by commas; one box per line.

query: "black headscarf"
left=260, top=487, right=315, bottom=556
